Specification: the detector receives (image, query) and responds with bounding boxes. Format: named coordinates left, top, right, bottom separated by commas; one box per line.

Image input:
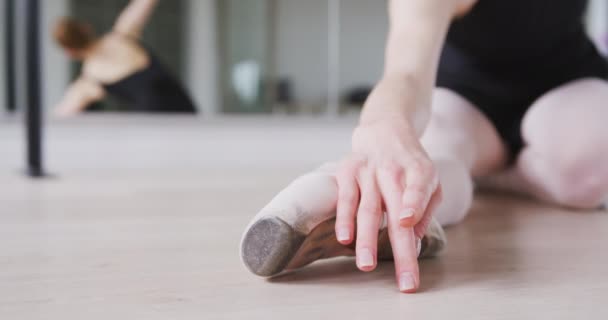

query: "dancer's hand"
left=330, top=0, right=476, bottom=293
left=334, top=81, right=442, bottom=293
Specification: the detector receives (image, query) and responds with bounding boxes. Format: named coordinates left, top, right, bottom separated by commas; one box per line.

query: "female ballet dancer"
left=241, top=0, right=608, bottom=293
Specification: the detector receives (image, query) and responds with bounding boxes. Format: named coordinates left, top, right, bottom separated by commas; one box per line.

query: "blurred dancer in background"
left=53, top=0, right=196, bottom=115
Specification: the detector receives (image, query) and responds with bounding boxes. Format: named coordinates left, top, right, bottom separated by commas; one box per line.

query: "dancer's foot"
left=240, top=166, right=446, bottom=277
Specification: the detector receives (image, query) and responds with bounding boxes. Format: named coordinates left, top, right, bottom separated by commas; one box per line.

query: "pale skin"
left=332, top=0, right=608, bottom=293
left=334, top=0, right=478, bottom=292
left=55, top=0, right=160, bottom=116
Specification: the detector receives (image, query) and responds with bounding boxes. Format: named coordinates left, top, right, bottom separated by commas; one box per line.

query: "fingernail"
left=400, top=208, right=415, bottom=220
left=416, top=237, right=422, bottom=256
left=399, top=272, right=416, bottom=292
left=358, top=248, right=375, bottom=268
left=336, top=228, right=350, bottom=242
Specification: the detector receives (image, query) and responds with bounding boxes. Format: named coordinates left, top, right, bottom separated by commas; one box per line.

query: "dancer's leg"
left=421, top=89, right=508, bottom=226
left=240, top=88, right=508, bottom=276
left=481, top=79, right=608, bottom=209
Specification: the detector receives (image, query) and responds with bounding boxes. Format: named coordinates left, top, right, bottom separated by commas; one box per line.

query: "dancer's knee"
left=541, top=154, right=608, bottom=209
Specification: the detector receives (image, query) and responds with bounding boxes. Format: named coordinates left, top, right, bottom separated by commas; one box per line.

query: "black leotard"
left=437, top=0, right=608, bottom=157
left=98, top=35, right=197, bottom=113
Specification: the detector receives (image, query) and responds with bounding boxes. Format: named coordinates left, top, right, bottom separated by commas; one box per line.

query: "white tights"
left=427, top=79, right=608, bottom=226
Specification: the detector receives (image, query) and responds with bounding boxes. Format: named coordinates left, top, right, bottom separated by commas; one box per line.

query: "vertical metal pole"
left=327, top=0, right=340, bottom=117
left=24, top=0, right=44, bottom=177
left=5, top=0, right=16, bottom=112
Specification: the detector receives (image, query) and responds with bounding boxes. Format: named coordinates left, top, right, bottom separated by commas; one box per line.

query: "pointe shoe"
left=240, top=167, right=447, bottom=277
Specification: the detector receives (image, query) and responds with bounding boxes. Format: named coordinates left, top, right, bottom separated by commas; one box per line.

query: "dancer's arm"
left=113, top=0, right=160, bottom=38
left=334, top=0, right=477, bottom=293
left=361, top=0, right=475, bottom=131
left=55, top=78, right=105, bottom=117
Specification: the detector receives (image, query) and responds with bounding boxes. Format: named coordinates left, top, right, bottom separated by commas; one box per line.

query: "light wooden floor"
left=1, top=115, right=607, bottom=319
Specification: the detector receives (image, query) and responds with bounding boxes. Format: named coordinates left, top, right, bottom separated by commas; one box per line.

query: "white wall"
left=185, top=0, right=219, bottom=115
left=275, top=0, right=387, bottom=108
left=338, top=0, right=387, bottom=94
left=276, top=0, right=329, bottom=107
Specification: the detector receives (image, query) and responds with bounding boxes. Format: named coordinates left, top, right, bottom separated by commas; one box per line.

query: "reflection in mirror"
left=54, top=0, right=196, bottom=116
left=4, top=0, right=607, bottom=118
left=218, top=0, right=273, bottom=114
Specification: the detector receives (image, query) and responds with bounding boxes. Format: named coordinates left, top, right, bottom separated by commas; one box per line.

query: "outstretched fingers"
left=376, top=163, right=421, bottom=293
left=355, top=167, right=382, bottom=272
left=335, top=159, right=361, bottom=245
left=400, top=161, right=439, bottom=229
